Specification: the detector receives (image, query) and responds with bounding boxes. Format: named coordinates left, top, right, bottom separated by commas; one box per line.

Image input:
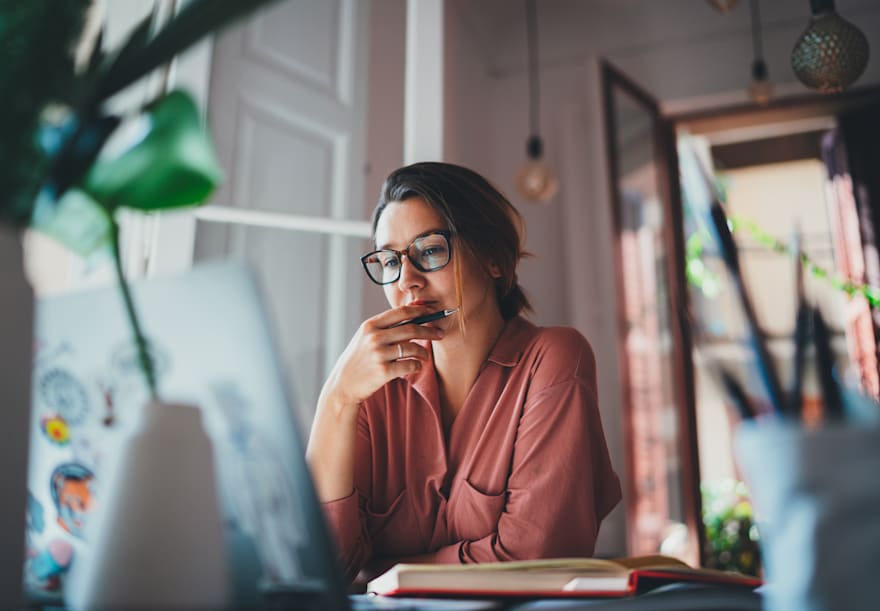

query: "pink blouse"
left=322, top=316, right=621, bottom=582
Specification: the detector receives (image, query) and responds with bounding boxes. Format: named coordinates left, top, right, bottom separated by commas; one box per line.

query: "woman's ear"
left=488, top=263, right=502, bottom=279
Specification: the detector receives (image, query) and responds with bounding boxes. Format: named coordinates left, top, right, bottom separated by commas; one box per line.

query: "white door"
left=193, top=0, right=371, bottom=432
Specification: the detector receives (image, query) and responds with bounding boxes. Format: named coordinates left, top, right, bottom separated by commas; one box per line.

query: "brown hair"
left=372, top=162, right=532, bottom=320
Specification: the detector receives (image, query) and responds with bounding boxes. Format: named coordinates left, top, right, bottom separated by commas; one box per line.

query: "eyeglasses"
left=361, top=231, right=452, bottom=285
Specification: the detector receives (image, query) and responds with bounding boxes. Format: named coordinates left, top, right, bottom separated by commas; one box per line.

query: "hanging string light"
left=515, top=0, right=557, bottom=204
left=791, top=0, right=869, bottom=93
left=748, top=0, right=772, bottom=104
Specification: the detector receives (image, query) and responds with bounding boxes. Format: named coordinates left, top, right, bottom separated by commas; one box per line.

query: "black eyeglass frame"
left=360, top=230, right=453, bottom=285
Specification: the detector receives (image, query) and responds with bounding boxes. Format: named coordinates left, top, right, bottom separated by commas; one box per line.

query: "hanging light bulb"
left=791, top=0, right=869, bottom=93
left=517, top=135, right=557, bottom=202
left=747, top=0, right=773, bottom=105
left=749, top=59, right=773, bottom=105
left=516, top=0, right=557, bottom=204
left=706, top=0, right=740, bottom=14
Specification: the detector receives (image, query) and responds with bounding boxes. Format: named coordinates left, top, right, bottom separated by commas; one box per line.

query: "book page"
left=388, top=557, right=628, bottom=574
left=611, top=555, right=691, bottom=570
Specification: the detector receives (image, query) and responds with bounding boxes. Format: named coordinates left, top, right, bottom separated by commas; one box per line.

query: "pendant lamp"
left=516, top=0, right=557, bottom=204
left=748, top=0, right=773, bottom=105
left=791, top=0, right=869, bottom=93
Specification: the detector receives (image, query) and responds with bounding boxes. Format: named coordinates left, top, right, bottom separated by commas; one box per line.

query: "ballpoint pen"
left=390, top=308, right=459, bottom=328
left=788, top=225, right=809, bottom=418
left=709, top=202, right=787, bottom=416
left=812, top=306, right=845, bottom=422
left=720, top=369, right=756, bottom=421
left=679, top=140, right=786, bottom=416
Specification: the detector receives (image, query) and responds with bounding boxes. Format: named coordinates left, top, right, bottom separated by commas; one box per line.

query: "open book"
left=367, top=555, right=761, bottom=598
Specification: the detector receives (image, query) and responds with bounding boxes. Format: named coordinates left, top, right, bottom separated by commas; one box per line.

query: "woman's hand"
left=308, top=305, right=444, bottom=502
left=321, top=305, right=444, bottom=413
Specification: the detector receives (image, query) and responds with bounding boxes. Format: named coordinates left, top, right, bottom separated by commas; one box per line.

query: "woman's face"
left=374, top=197, right=500, bottom=332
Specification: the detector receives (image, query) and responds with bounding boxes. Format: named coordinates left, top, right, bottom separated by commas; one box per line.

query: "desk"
left=349, top=583, right=762, bottom=611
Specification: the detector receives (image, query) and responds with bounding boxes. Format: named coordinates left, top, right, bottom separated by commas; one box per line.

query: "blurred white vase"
left=736, top=421, right=880, bottom=611
left=68, top=400, right=229, bottom=610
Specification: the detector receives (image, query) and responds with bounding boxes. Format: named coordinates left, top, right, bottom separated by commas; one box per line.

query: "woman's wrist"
left=318, top=384, right=361, bottom=421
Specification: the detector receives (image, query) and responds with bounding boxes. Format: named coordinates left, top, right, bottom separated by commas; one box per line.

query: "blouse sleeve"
left=320, top=408, right=373, bottom=582
left=439, top=331, right=622, bottom=563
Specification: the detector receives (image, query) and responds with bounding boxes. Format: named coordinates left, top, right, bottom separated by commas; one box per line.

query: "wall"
left=361, top=0, right=408, bottom=318
left=443, top=1, right=494, bottom=175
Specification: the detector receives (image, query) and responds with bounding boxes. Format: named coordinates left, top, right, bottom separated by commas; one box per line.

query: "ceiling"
left=452, top=0, right=879, bottom=79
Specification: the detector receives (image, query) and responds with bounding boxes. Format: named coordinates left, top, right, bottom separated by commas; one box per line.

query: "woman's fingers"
left=363, top=306, right=445, bottom=344
left=385, top=323, right=444, bottom=345
left=384, top=355, right=422, bottom=377
left=327, top=306, right=443, bottom=406
left=370, top=304, right=437, bottom=329
left=386, top=340, right=429, bottom=362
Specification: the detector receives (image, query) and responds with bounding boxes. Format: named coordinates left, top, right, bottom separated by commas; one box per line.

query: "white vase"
left=736, top=421, right=880, bottom=611
left=0, top=227, right=33, bottom=608
left=67, top=400, right=230, bottom=610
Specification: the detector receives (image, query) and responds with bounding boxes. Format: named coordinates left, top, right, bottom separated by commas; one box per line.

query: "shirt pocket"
left=365, top=489, right=422, bottom=556
left=449, top=478, right=507, bottom=541
left=365, top=488, right=407, bottom=537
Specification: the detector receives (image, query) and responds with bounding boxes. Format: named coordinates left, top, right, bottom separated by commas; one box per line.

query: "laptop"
left=24, top=260, right=497, bottom=610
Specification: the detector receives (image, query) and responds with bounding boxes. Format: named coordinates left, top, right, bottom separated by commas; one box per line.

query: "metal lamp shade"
left=791, top=11, right=869, bottom=93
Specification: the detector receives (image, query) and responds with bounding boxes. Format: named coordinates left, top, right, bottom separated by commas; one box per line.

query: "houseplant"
left=1, top=0, right=282, bottom=605
left=2, top=0, right=281, bottom=397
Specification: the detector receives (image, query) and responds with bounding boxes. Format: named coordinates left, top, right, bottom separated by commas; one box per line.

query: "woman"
left=307, top=162, right=621, bottom=582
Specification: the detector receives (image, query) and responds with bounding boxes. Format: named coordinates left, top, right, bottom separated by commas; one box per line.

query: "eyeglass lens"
left=362, top=233, right=450, bottom=284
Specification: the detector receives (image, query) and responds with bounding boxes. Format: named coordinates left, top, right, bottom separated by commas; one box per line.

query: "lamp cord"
left=749, top=0, right=764, bottom=62
left=525, top=0, right=540, bottom=138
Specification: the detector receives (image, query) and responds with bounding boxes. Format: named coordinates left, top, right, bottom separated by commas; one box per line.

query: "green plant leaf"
left=0, top=0, right=90, bottom=226
left=98, top=10, right=154, bottom=83
left=46, top=113, right=121, bottom=200
left=31, top=187, right=111, bottom=256
left=92, top=0, right=282, bottom=105
left=82, top=89, right=222, bottom=212
left=86, top=26, right=106, bottom=78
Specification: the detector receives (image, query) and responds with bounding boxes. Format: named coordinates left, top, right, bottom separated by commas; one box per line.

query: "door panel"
left=196, top=0, right=369, bottom=428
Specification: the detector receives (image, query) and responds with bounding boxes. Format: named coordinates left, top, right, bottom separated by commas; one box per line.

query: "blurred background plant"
left=0, top=0, right=281, bottom=399
left=702, top=478, right=762, bottom=577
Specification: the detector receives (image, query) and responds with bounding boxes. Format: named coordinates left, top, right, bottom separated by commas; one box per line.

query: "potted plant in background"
left=0, top=0, right=282, bottom=607
left=701, top=479, right=761, bottom=578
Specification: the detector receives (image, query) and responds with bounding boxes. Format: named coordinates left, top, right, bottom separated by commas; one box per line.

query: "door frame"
left=600, top=60, right=703, bottom=564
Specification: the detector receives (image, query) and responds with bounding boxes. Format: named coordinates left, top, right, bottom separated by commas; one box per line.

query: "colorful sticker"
left=27, top=491, right=45, bottom=535
left=39, top=368, right=90, bottom=425
left=28, top=538, right=74, bottom=588
left=211, top=381, right=305, bottom=583
left=99, top=380, right=116, bottom=427
left=50, top=463, right=96, bottom=539
left=40, top=413, right=71, bottom=446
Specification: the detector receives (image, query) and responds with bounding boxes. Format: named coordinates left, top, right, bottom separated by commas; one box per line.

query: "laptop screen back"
left=25, top=261, right=348, bottom=609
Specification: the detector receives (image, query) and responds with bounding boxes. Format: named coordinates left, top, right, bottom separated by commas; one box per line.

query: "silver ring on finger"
left=397, top=343, right=404, bottom=359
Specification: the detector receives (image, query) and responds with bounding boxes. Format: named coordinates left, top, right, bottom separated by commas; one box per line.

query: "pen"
left=390, top=308, right=459, bottom=328
left=709, top=202, right=787, bottom=416
left=811, top=306, right=844, bottom=422
left=719, top=369, right=756, bottom=421
left=788, top=226, right=808, bottom=418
